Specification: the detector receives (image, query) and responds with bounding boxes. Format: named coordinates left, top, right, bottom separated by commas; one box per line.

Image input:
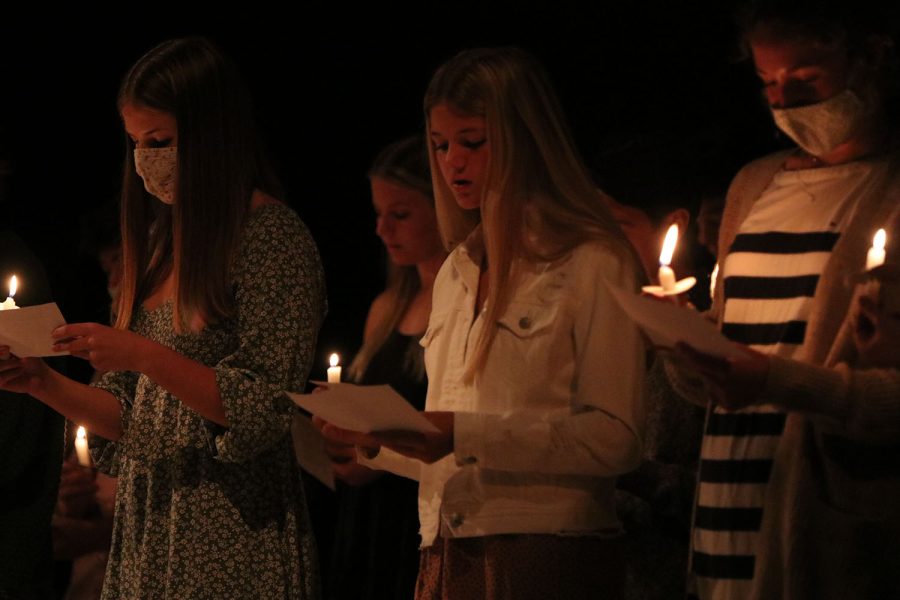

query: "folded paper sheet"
left=606, top=282, right=748, bottom=360
left=287, top=383, right=439, bottom=434
left=0, top=302, right=68, bottom=357
left=290, top=414, right=335, bottom=490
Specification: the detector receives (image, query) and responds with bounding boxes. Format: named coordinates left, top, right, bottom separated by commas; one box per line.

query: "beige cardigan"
left=671, top=149, right=900, bottom=600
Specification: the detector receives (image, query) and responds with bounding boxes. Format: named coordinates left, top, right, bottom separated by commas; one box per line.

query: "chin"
left=453, top=194, right=481, bottom=211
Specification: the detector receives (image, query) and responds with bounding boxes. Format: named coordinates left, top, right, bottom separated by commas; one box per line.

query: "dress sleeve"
left=89, top=369, right=139, bottom=476
left=453, top=246, right=646, bottom=476
left=210, top=208, right=326, bottom=463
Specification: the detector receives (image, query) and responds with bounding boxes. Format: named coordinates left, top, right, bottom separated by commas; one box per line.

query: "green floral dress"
left=90, top=204, right=325, bottom=599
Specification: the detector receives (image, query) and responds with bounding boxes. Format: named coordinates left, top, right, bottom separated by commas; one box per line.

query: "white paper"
left=606, top=282, right=748, bottom=360
left=358, top=446, right=423, bottom=482
left=0, top=302, right=68, bottom=357
left=287, top=383, right=439, bottom=434
left=290, top=414, right=335, bottom=490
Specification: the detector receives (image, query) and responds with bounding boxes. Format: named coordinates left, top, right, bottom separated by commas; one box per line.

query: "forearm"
left=137, top=342, right=226, bottom=426
left=454, top=409, right=642, bottom=476
left=35, top=370, right=123, bottom=441
left=765, top=356, right=900, bottom=442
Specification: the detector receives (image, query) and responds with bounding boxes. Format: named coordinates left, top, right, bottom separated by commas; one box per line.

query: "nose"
left=445, top=143, right=467, bottom=172
left=767, top=75, right=813, bottom=109
left=376, top=216, right=392, bottom=239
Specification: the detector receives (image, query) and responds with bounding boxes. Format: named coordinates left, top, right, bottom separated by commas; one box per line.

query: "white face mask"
left=134, top=147, right=177, bottom=204
left=770, top=89, right=872, bottom=157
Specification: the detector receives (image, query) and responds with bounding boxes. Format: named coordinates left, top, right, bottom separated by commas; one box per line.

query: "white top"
left=365, top=228, right=646, bottom=546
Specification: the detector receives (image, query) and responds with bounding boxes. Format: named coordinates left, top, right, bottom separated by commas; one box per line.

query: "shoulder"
left=565, top=240, right=636, bottom=287
left=235, top=203, right=324, bottom=289
left=364, top=291, right=393, bottom=339
left=240, top=203, right=318, bottom=255
left=729, top=149, right=793, bottom=192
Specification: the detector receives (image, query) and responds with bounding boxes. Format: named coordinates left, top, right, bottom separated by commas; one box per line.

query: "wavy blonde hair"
left=424, top=47, right=642, bottom=379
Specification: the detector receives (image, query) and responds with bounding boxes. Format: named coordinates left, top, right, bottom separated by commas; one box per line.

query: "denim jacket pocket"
left=497, top=302, right=559, bottom=339
left=420, top=311, right=448, bottom=348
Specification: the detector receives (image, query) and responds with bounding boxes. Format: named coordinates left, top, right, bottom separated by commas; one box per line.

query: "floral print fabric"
left=91, top=203, right=326, bottom=599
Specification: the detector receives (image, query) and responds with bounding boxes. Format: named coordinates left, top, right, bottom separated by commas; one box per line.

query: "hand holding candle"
left=866, top=228, right=887, bottom=271
left=75, top=425, right=92, bottom=467
left=327, top=353, right=342, bottom=384
left=0, top=275, right=19, bottom=311
left=642, top=224, right=696, bottom=296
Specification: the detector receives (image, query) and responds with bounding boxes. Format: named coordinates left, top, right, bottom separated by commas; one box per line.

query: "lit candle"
left=327, top=353, right=342, bottom=384
left=865, top=228, right=887, bottom=271
left=0, top=275, right=19, bottom=310
left=658, top=224, right=679, bottom=292
left=75, top=426, right=91, bottom=467
left=710, top=263, right=719, bottom=301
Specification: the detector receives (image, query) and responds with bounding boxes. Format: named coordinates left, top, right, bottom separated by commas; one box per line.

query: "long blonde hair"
left=115, top=37, right=281, bottom=332
left=424, top=47, right=642, bottom=379
left=347, top=136, right=433, bottom=382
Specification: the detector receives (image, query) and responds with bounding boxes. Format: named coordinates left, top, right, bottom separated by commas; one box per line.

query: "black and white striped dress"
left=688, top=159, right=880, bottom=600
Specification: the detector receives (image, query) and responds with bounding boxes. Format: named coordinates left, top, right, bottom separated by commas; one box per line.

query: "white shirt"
left=367, top=229, right=646, bottom=546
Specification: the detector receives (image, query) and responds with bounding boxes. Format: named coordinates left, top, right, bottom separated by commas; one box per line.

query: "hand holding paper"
left=289, top=384, right=453, bottom=465
left=674, top=342, right=771, bottom=410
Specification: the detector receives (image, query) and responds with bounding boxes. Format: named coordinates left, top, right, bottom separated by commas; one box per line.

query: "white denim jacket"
left=365, top=229, right=646, bottom=547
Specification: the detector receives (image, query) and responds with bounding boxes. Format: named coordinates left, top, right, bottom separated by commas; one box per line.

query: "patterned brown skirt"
left=415, top=533, right=625, bottom=600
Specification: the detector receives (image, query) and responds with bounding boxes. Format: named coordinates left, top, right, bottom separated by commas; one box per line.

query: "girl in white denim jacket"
left=318, top=47, right=647, bottom=599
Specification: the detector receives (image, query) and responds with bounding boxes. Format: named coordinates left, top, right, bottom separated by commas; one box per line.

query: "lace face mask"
left=770, top=89, right=873, bottom=157
left=134, top=146, right=177, bottom=204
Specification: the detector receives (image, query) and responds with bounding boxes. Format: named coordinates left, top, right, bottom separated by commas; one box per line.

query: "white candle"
left=657, top=224, right=679, bottom=293
left=710, top=263, right=719, bottom=301
left=327, top=353, right=342, bottom=384
left=865, top=228, right=887, bottom=271
left=0, top=275, right=19, bottom=310
left=75, top=426, right=91, bottom=467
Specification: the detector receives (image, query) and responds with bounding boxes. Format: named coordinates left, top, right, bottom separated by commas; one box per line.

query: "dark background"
left=0, top=1, right=781, bottom=380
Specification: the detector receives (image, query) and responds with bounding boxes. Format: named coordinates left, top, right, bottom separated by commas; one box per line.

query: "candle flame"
left=329, top=353, right=339, bottom=368
left=8, top=275, right=16, bottom=298
left=76, top=426, right=87, bottom=441
left=710, top=263, right=720, bottom=298
left=659, top=224, right=679, bottom=266
left=874, top=228, right=886, bottom=252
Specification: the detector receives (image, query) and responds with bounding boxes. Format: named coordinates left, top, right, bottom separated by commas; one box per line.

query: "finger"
left=320, top=423, right=379, bottom=447
left=676, top=342, right=729, bottom=372
left=323, top=440, right=356, bottom=459
left=372, top=430, right=427, bottom=449
left=857, top=296, right=881, bottom=323
left=52, top=339, right=90, bottom=354
left=311, top=415, right=328, bottom=431
left=52, top=323, right=97, bottom=339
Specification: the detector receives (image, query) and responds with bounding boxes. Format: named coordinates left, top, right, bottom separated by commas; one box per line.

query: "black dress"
left=326, top=330, right=427, bottom=600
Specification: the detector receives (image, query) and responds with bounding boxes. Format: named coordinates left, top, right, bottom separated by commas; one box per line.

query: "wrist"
left=133, top=337, right=162, bottom=376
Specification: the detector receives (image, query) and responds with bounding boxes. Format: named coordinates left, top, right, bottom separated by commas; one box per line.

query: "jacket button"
left=449, top=513, right=465, bottom=528
left=518, top=316, right=532, bottom=329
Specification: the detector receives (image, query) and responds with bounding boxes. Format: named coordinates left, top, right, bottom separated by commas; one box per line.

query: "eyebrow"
left=429, top=127, right=485, bottom=137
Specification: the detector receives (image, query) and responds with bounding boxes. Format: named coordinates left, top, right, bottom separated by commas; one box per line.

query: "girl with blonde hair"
left=318, top=47, right=646, bottom=599
left=322, top=135, right=446, bottom=599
